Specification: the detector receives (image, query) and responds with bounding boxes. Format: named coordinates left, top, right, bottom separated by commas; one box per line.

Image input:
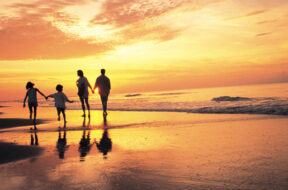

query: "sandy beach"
left=0, top=104, right=288, bottom=190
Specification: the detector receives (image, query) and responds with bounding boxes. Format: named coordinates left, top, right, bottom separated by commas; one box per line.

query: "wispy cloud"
left=255, top=32, right=272, bottom=37
left=89, top=0, right=223, bottom=45
left=224, top=9, right=268, bottom=21
left=0, top=0, right=114, bottom=60
left=256, top=19, right=278, bottom=25
left=0, top=0, right=226, bottom=60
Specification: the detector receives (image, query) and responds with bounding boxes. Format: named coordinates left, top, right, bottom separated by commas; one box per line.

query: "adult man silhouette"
left=94, top=69, right=111, bottom=116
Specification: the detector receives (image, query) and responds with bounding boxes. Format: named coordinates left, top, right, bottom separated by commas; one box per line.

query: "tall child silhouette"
left=23, top=82, right=46, bottom=125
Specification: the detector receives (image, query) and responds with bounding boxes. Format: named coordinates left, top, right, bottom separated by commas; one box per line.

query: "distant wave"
left=154, top=92, right=186, bottom=96
left=212, top=96, right=252, bottom=102
left=192, top=105, right=288, bottom=115
left=125, top=93, right=142, bottom=97
left=65, top=105, right=288, bottom=116
left=61, top=95, right=288, bottom=116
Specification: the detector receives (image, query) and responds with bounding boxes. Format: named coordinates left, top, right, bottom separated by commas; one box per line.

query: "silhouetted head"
left=101, top=69, right=105, bottom=75
left=26, top=82, right=34, bottom=89
left=77, top=70, right=84, bottom=77
left=56, top=84, right=63, bottom=92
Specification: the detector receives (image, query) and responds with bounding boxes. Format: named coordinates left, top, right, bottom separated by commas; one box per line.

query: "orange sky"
left=0, top=0, right=288, bottom=100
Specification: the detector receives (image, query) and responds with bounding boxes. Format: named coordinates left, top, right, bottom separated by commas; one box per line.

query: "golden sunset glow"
left=1, top=0, right=288, bottom=100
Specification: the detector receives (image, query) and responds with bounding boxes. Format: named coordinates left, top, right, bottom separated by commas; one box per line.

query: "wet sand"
left=0, top=105, right=288, bottom=189
left=0, top=118, right=46, bottom=129
left=0, top=142, right=43, bottom=164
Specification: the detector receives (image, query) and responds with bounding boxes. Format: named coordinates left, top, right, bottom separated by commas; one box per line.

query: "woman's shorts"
left=28, top=102, right=38, bottom=107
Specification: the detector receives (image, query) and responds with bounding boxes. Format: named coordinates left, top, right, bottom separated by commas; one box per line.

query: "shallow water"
left=5, top=82, right=288, bottom=115
left=0, top=106, right=288, bottom=189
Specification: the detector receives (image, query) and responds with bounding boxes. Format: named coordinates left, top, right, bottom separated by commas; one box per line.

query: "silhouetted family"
left=23, top=69, right=111, bottom=126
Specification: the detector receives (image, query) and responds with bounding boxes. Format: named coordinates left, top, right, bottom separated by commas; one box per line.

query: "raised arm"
left=23, top=92, right=28, bottom=107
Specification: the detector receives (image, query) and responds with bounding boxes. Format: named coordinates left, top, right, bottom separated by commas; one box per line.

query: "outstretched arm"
left=87, top=80, right=94, bottom=94
left=46, top=94, right=54, bottom=99
left=36, top=89, right=47, bottom=99
left=23, top=92, right=28, bottom=107
left=64, top=94, right=74, bottom=103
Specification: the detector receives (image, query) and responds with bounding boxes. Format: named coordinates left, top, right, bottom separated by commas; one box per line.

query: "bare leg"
left=57, top=108, right=61, bottom=121
left=62, top=109, right=66, bottom=123
left=29, top=106, right=33, bottom=120
left=84, top=98, right=90, bottom=117
left=80, top=98, right=86, bottom=116
left=101, top=96, right=108, bottom=115
left=33, top=106, right=37, bottom=123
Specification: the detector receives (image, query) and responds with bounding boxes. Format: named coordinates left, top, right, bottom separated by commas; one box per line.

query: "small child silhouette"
left=47, top=84, right=73, bottom=124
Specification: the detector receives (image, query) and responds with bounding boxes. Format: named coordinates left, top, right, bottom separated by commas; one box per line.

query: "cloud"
left=90, top=0, right=222, bottom=44
left=255, top=32, right=272, bottom=37
left=0, top=0, right=222, bottom=60
left=224, top=9, right=268, bottom=20
left=0, top=14, right=114, bottom=60
left=0, top=0, right=115, bottom=60
left=90, top=0, right=186, bottom=27
left=256, top=19, right=278, bottom=25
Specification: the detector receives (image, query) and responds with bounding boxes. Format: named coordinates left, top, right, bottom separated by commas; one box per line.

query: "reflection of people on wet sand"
left=94, top=69, right=111, bottom=117
left=95, top=129, right=112, bottom=158
left=30, top=131, right=38, bottom=146
left=23, top=82, right=47, bottom=124
left=76, top=70, right=94, bottom=118
left=103, top=114, right=107, bottom=126
left=79, top=130, right=92, bottom=159
left=56, top=130, right=69, bottom=159
left=47, top=84, right=74, bottom=125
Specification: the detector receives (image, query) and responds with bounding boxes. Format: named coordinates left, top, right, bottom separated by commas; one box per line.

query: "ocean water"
left=8, top=82, right=288, bottom=115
